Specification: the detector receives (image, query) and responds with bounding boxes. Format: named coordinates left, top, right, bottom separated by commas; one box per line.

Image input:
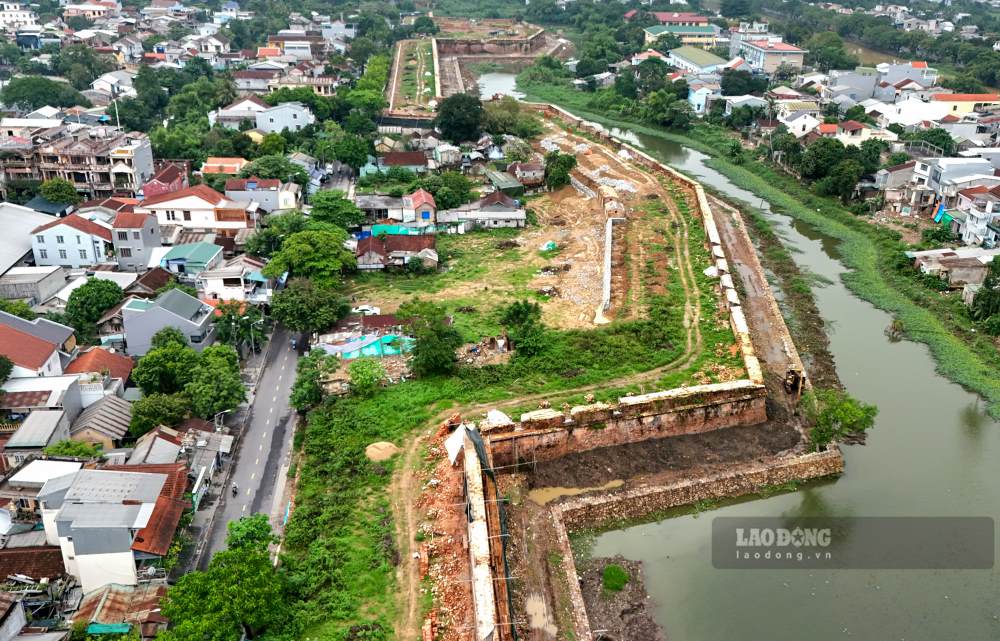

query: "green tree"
left=43, top=440, right=101, bottom=458
left=258, top=133, right=286, bottom=156
left=270, top=278, right=346, bottom=335
left=213, top=302, right=267, bottom=350
left=0, top=355, right=11, bottom=385
left=150, top=326, right=188, bottom=350
left=333, top=133, right=370, bottom=170
left=262, top=229, right=355, bottom=287
left=65, top=279, right=123, bottom=330
left=239, top=155, right=309, bottom=185
left=289, top=348, right=337, bottom=411
left=244, top=211, right=309, bottom=258
left=804, top=389, right=878, bottom=451
left=184, top=345, right=245, bottom=419
left=412, top=16, right=438, bottom=35
left=815, top=159, right=863, bottom=203
left=543, top=151, right=578, bottom=189
left=804, top=32, right=859, bottom=72
left=397, top=300, right=462, bottom=377
left=226, top=514, right=276, bottom=551
left=39, top=178, right=81, bottom=205
left=434, top=93, right=484, bottom=143
left=1, top=76, right=90, bottom=110
left=348, top=358, right=385, bottom=397
left=155, top=280, right=199, bottom=298
left=132, top=342, right=201, bottom=395
left=130, top=392, right=189, bottom=437
left=501, top=300, right=546, bottom=357
left=971, top=258, right=1000, bottom=321
left=799, top=137, right=846, bottom=180
left=309, top=190, right=364, bottom=228
left=160, top=522, right=287, bottom=641
left=0, top=299, right=36, bottom=320
left=908, top=127, right=956, bottom=156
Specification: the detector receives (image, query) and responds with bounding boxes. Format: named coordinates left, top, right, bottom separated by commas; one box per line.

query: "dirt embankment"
left=577, top=557, right=665, bottom=641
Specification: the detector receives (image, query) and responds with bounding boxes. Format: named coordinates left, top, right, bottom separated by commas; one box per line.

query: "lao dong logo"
left=735, top=527, right=832, bottom=562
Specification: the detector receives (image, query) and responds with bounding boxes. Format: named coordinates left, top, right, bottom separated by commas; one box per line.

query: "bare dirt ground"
left=870, top=208, right=936, bottom=245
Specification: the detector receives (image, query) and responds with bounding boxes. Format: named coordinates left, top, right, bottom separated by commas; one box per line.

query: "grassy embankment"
left=520, top=80, right=1000, bottom=417
left=282, top=185, right=741, bottom=639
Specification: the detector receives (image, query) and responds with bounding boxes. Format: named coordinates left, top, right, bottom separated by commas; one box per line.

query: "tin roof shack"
left=37, top=464, right=188, bottom=592
left=3, top=412, right=71, bottom=470
left=909, top=246, right=1000, bottom=287
left=485, top=170, right=524, bottom=198
left=0, top=460, right=83, bottom=519
left=72, top=582, right=168, bottom=639
left=355, top=235, right=437, bottom=271
left=69, top=396, right=132, bottom=450
left=0, top=267, right=66, bottom=308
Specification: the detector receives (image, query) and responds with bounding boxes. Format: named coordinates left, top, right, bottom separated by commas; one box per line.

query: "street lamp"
left=213, top=409, right=232, bottom=432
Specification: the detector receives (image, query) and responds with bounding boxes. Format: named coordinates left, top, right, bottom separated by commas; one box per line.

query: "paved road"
left=199, top=325, right=298, bottom=566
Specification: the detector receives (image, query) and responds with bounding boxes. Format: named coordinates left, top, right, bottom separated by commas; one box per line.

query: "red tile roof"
left=201, top=157, right=249, bottom=174
left=128, top=267, right=172, bottom=294
left=931, top=93, right=1000, bottom=102
left=911, top=61, right=928, bottom=68
left=0, top=546, right=65, bottom=581
left=176, top=417, right=213, bottom=433
left=0, top=390, right=54, bottom=409
left=357, top=234, right=435, bottom=258
left=382, top=151, right=427, bottom=167
left=405, top=188, right=435, bottom=210
left=139, top=184, right=225, bottom=207
left=148, top=163, right=184, bottom=185
left=31, top=213, right=112, bottom=242
left=233, top=69, right=280, bottom=80
left=112, top=212, right=152, bottom=229
left=0, top=325, right=56, bottom=370
left=225, top=177, right=280, bottom=191
left=625, top=9, right=708, bottom=23
left=103, top=462, right=188, bottom=556
left=226, top=95, right=269, bottom=109
left=817, top=123, right=837, bottom=134
left=65, top=347, right=135, bottom=381
left=361, top=314, right=412, bottom=331
left=80, top=197, right=136, bottom=214
left=839, top=120, right=865, bottom=131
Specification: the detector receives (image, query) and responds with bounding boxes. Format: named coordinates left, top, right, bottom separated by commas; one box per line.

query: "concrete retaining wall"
left=431, top=38, right=442, bottom=99
left=435, top=29, right=545, bottom=55
left=486, top=380, right=768, bottom=467
left=550, top=448, right=845, bottom=641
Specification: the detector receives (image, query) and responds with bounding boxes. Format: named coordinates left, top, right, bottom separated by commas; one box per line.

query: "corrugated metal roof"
left=6, top=411, right=64, bottom=448
left=71, top=395, right=133, bottom=441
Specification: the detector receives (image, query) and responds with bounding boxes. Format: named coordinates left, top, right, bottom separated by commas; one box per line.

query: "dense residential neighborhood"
left=0, top=0, right=996, bottom=639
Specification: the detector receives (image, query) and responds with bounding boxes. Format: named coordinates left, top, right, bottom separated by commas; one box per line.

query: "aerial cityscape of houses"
left=0, top=0, right=997, bottom=638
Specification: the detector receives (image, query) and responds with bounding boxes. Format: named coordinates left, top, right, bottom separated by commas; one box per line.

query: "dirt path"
left=392, top=424, right=431, bottom=641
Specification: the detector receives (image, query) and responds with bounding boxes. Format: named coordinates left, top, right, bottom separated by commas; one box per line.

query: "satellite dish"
left=0, top=511, right=12, bottom=536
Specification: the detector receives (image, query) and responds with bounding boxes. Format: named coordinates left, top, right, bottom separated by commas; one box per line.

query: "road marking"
left=259, top=443, right=263, bottom=451
left=250, top=472, right=256, bottom=480
left=255, top=457, right=259, bottom=465
left=269, top=407, right=274, bottom=413
left=242, top=504, right=247, bottom=512
left=246, top=488, right=251, bottom=496
left=278, top=374, right=282, bottom=382
left=272, top=395, right=277, bottom=402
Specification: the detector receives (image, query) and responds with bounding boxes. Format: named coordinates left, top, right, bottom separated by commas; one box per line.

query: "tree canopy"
left=397, top=300, right=462, bottom=377
left=434, top=93, right=484, bottom=143
left=309, top=190, right=365, bottom=229
left=270, top=278, right=347, bottom=335
left=40, top=178, right=82, bottom=205
left=239, top=155, right=309, bottom=185
left=262, top=229, right=355, bottom=287
left=43, top=440, right=102, bottom=458
left=65, top=279, right=123, bottom=332
left=129, top=393, right=189, bottom=437
left=1, top=76, right=91, bottom=110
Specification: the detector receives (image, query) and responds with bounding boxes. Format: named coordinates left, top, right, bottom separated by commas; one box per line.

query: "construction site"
left=385, top=18, right=570, bottom=118
left=389, top=105, right=846, bottom=641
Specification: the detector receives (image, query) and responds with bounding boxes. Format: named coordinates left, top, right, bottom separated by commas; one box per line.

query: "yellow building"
left=929, top=93, right=1000, bottom=115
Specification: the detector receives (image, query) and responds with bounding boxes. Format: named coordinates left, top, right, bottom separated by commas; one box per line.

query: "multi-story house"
left=197, top=254, right=273, bottom=304
left=37, top=465, right=188, bottom=592
left=207, top=95, right=269, bottom=130
left=112, top=212, right=161, bottom=273
left=122, top=288, right=215, bottom=354
left=233, top=69, right=281, bottom=93
left=31, top=214, right=114, bottom=269
left=224, top=177, right=299, bottom=212
left=29, top=126, right=154, bottom=199
left=90, top=70, right=136, bottom=99
left=0, top=2, right=37, bottom=32
left=267, top=74, right=341, bottom=96
left=954, top=185, right=1000, bottom=247
left=322, top=18, right=356, bottom=41
left=255, top=102, right=315, bottom=134
left=875, top=60, right=939, bottom=89
left=728, top=21, right=771, bottom=57
left=0, top=324, right=63, bottom=378
left=133, top=184, right=258, bottom=237
left=738, top=40, right=807, bottom=73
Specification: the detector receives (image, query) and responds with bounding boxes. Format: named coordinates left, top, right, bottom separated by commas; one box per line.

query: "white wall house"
left=133, top=184, right=258, bottom=235
left=255, top=102, right=315, bottom=133
left=207, top=95, right=269, bottom=129
left=0, top=2, right=37, bottom=32
left=31, top=214, right=114, bottom=269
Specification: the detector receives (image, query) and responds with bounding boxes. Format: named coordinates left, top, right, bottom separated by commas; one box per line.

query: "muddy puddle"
left=527, top=479, right=624, bottom=505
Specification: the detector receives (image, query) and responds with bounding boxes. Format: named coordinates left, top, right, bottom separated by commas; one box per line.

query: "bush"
left=602, top=564, right=629, bottom=592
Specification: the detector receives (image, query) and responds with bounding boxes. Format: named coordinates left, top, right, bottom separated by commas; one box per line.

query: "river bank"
left=520, top=82, right=1000, bottom=417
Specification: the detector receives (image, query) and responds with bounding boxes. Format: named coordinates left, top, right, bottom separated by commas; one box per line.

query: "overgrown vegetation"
left=601, top=564, right=629, bottom=592
left=803, top=388, right=878, bottom=451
